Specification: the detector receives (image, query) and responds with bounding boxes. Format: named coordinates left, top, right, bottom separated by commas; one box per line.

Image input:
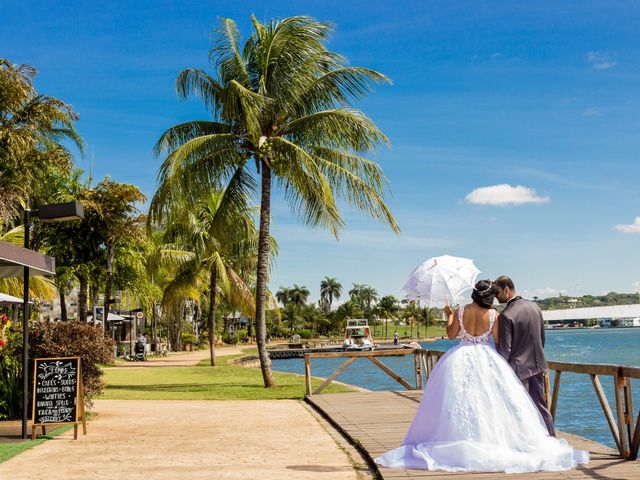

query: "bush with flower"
left=0, top=313, right=21, bottom=420
left=0, top=317, right=115, bottom=418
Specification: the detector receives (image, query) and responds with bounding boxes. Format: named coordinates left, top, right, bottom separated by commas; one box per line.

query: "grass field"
left=0, top=424, right=73, bottom=464
left=101, top=353, right=354, bottom=400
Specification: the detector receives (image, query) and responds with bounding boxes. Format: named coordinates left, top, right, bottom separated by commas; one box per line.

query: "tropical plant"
left=289, top=284, right=310, bottom=306
left=377, top=295, right=399, bottom=339
left=0, top=59, right=83, bottom=225
left=276, top=286, right=291, bottom=307
left=89, top=178, right=146, bottom=319
left=149, top=169, right=262, bottom=366
left=154, top=15, right=398, bottom=387
left=320, top=276, right=341, bottom=312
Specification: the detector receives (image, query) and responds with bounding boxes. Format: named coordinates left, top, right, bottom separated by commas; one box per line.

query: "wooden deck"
left=307, top=391, right=640, bottom=479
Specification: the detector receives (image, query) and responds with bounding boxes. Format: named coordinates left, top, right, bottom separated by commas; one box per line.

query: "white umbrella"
left=402, top=255, right=481, bottom=308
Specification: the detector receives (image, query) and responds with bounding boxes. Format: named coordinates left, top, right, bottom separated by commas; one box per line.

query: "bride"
left=375, top=280, right=589, bottom=473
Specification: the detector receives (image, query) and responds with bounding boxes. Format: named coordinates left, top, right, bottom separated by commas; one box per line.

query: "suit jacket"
left=497, top=296, right=548, bottom=379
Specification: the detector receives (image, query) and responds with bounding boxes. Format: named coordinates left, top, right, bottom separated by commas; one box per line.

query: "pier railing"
left=304, top=348, right=640, bottom=460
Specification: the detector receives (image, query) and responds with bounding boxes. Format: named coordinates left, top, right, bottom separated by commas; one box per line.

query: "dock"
left=308, top=390, right=640, bottom=479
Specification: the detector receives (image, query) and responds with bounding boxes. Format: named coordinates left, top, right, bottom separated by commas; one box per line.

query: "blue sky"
left=3, top=1, right=640, bottom=302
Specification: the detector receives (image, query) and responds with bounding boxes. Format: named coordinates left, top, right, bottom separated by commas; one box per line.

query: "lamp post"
left=22, top=201, right=83, bottom=439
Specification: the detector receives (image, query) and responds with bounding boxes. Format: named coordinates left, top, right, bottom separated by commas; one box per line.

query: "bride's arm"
left=493, top=312, right=500, bottom=346
left=445, top=305, right=460, bottom=339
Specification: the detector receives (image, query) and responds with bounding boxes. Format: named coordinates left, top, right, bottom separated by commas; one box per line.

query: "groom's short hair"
left=495, top=275, right=515, bottom=290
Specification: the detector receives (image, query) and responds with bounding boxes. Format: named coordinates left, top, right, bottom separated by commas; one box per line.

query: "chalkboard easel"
left=31, top=356, right=87, bottom=440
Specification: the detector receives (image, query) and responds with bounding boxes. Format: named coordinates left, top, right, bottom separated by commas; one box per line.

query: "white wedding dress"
left=375, top=306, right=589, bottom=473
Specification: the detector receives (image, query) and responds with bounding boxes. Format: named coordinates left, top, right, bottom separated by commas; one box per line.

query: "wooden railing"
left=545, top=360, right=640, bottom=460
left=304, top=348, right=640, bottom=460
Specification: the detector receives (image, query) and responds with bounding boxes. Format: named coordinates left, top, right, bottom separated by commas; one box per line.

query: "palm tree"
left=149, top=170, right=258, bottom=366
left=0, top=59, right=83, bottom=224
left=276, top=286, right=291, bottom=307
left=377, top=295, right=399, bottom=340
left=154, top=16, right=398, bottom=387
left=320, top=276, right=341, bottom=312
left=289, top=284, right=310, bottom=306
left=360, top=285, right=378, bottom=309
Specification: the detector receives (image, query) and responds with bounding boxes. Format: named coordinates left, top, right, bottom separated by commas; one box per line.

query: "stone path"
left=0, top=399, right=362, bottom=480
left=0, top=345, right=368, bottom=479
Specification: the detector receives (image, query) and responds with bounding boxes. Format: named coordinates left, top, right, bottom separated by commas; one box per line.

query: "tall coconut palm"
left=154, top=16, right=398, bottom=387
left=320, top=276, right=341, bottom=312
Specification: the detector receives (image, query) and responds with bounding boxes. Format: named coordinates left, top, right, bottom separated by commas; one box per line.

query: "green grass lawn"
left=0, top=424, right=74, bottom=464
left=101, top=353, right=354, bottom=400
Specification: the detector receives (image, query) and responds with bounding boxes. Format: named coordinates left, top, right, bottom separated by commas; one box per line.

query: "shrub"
left=299, top=329, right=313, bottom=339
left=181, top=332, right=196, bottom=347
left=30, top=320, right=115, bottom=408
left=0, top=315, right=21, bottom=419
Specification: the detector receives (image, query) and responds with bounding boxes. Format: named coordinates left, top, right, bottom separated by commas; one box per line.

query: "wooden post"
left=413, top=351, right=421, bottom=389
left=614, top=371, right=630, bottom=458
left=630, top=406, right=640, bottom=461
left=304, top=354, right=312, bottom=397
left=550, top=370, right=562, bottom=420
left=622, top=374, right=634, bottom=447
left=543, top=371, right=551, bottom=408
left=591, top=373, right=623, bottom=455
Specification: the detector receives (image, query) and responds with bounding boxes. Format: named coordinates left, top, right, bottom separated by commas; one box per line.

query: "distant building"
left=543, top=304, right=640, bottom=327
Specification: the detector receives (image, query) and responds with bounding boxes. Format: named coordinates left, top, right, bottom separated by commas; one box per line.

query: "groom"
left=494, top=275, right=556, bottom=437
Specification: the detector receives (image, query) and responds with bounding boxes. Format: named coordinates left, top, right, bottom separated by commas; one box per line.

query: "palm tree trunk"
left=78, top=274, right=89, bottom=322
left=255, top=162, right=276, bottom=387
left=104, top=242, right=115, bottom=320
left=208, top=266, right=217, bottom=367
left=59, top=289, right=68, bottom=321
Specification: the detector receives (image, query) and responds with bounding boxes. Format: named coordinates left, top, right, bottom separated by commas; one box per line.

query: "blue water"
left=272, top=328, right=640, bottom=448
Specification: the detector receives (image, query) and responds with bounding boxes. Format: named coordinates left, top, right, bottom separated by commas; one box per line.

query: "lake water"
left=272, top=328, right=640, bottom=448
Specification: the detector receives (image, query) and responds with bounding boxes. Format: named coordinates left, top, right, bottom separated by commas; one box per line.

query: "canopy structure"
left=0, top=240, right=55, bottom=278
left=87, top=312, right=127, bottom=323
left=0, top=292, right=33, bottom=304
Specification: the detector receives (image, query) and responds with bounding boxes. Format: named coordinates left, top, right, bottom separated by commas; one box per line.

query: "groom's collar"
left=507, top=296, right=522, bottom=306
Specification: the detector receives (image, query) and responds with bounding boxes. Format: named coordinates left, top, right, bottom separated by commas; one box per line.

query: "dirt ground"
left=0, top=399, right=365, bottom=480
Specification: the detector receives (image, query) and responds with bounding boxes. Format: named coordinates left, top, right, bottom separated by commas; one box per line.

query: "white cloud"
left=631, top=281, right=640, bottom=292
left=521, top=287, right=564, bottom=299
left=587, top=51, right=617, bottom=70
left=582, top=107, right=603, bottom=117
left=614, top=217, right=640, bottom=233
left=465, top=184, right=550, bottom=206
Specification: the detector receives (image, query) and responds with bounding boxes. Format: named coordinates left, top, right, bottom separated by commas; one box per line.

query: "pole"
left=21, top=209, right=31, bottom=439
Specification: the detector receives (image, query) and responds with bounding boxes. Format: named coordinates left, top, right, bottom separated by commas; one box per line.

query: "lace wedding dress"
left=375, top=306, right=589, bottom=473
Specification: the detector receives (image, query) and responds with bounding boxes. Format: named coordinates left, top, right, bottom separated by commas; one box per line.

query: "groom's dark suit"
left=497, top=296, right=556, bottom=436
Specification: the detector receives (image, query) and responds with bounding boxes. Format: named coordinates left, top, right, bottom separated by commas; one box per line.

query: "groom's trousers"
left=521, top=373, right=556, bottom=437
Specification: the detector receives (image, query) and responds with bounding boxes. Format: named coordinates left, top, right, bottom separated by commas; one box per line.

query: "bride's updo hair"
left=471, top=279, right=496, bottom=309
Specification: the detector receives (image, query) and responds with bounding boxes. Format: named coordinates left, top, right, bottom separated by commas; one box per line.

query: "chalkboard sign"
left=31, top=357, right=87, bottom=440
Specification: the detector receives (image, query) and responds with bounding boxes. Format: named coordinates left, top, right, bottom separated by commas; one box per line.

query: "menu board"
left=32, top=357, right=80, bottom=425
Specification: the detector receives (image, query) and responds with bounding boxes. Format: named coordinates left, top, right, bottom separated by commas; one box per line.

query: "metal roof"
left=0, top=240, right=55, bottom=278
left=542, top=304, right=640, bottom=321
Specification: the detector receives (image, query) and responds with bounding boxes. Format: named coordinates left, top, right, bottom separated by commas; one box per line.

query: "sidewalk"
left=106, top=345, right=252, bottom=369
left=0, top=400, right=361, bottom=480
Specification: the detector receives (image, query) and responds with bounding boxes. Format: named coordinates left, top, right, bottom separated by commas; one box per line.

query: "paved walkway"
left=106, top=345, right=253, bottom=368
left=0, top=400, right=363, bottom=480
